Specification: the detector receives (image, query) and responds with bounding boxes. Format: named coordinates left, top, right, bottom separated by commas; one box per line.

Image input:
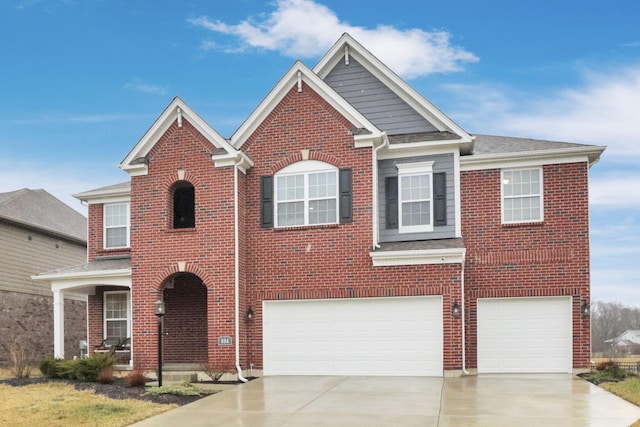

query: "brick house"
left=36, top=34, right=604, bottom=377
left=0, top=188, right=87, bottom=364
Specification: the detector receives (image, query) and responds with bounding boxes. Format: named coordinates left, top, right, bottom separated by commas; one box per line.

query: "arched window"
left=173, top=181, right=195, bottom=229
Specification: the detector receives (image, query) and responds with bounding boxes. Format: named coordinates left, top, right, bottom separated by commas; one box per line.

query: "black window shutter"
left=339, top=168, right=353, bottom=223
left=260, top=176, right=274, bottom=228
left=434, top=172, right=447, bottom=226
left=385, top=176, right=398, bottom=229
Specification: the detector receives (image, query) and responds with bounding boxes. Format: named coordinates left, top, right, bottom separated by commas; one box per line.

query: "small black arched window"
left=173, top=181, right=195, bottom=229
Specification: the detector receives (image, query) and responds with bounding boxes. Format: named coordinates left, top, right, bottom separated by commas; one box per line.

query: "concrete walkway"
left=130, top=375, right=640, bottom=426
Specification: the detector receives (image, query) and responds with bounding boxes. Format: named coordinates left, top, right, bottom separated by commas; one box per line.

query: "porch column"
left=53, top=290, right=65, bottom=358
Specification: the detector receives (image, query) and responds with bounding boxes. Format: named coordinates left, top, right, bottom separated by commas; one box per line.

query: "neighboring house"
left=605, top=330, right=640, bottom=351
left=35, top=34, right=604, bottom=377
left=0, top=188, right=87, bottom=365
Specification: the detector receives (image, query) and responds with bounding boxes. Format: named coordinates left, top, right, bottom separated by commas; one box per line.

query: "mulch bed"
left=0, top=377, right=207, bottom=406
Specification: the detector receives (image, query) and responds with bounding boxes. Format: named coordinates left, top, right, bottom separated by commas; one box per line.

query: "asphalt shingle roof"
left=0, top=189, right=87, bottom=242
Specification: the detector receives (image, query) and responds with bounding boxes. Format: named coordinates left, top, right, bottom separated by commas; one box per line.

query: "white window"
left=275, top=160, right=338, bottom=227
left=397, top=162, right=434, bottom=233
left=104, top=203, right=130, bottom=249
left=103, top=291, right=130, bottom=342
left=502, top=168, right=543, bottom=223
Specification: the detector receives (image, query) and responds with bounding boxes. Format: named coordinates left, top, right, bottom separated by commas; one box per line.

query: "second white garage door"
left=263, top=296, right=443, bottom=376
left=477, top=296, right=572, bottom=374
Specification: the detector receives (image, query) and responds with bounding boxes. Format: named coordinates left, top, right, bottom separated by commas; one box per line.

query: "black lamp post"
left=155, top=300, right=166, bottom=387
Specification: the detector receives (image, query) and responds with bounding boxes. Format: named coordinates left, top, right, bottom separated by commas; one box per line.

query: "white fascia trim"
left=370, top=247, right=466, bottom=266
left=231, top=61, right=382, bottom=149
left=33, top=268, right=131, bottom=283
left=120, top=97, right=239, bottom=176
left=313, top=34, right=473, bottom=144
left=80, top=194, right=131, bottom=205
left=74, top=188, right=131, bottom=204
left=460, top=147, right=606, bottom=171
left=377, top=142, right=464, bottom=160
left=212, top=151, right=254, bottom=173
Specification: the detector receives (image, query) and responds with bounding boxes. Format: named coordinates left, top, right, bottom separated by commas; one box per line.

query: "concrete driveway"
left=131, top=374, right=640, bottom=426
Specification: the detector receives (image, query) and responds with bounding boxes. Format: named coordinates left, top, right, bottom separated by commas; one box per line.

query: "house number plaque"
left=218, top=336, right=232, bottom=346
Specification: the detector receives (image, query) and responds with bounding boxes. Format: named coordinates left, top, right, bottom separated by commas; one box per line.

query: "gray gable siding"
left=324, top=58, right=438, bottom=135
left=378, top=154, right=456, bottom=242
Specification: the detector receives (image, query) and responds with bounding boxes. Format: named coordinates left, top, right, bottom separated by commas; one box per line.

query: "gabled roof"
left=0, top=188, right=86, bottom=243
left=120, top=97, right=252, bottom=176
left=314, top=33, right=474, bottom=153
left=230, top=60, right=384, bottom=149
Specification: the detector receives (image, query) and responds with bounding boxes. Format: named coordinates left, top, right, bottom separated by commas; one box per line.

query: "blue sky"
left=1, top=0, right=638, bottom=305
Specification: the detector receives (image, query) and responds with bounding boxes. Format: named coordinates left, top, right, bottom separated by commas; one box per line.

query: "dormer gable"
left=120, top=97, right=252, bottom=176
left=314, top=33, right=474, bottom=155
left=230, top=60, right=384, bottom=149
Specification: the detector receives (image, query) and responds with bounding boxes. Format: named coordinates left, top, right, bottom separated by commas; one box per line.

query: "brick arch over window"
left=153, top=264, right=215, bottom=292
left=269, top=151, right=343, bottom=175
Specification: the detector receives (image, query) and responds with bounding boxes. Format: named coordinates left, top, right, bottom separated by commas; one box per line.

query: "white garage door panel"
left=263, top=296, right=443, bottom=376
left=478, top=297, right=572, bottom=374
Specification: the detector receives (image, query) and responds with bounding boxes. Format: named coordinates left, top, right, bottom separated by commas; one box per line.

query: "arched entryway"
left=162, top=273, right=207, bottom=364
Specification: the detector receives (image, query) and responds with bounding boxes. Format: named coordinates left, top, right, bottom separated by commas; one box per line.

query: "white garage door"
left=477, top=297, right=572, bottom=373
left=263, top=296, right=443, bottom=376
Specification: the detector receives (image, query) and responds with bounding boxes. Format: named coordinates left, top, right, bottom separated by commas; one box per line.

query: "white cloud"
left=124, top=79, right=168, bottom=96
left=188, top=0, right=478, bottom=78
left=446, top=64, right=640, bottom=162
left=590, top=173, right=640, bottom=208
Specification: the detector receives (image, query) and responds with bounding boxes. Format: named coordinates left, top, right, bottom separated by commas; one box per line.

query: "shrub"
left=40, top=357, right=63, bottom=378
left=97, top=366, right=115, bottom=384
left=124, top=368, right=147, bottom=387
left=39, top=353, right=116, bottom=382
left=8, top=335, right=33, bottom=379
left=596, top=360, right=617, bottom=371
left=586, top=361, right=633, bottom=384
left=145, top=382, right=207, bottom=396
left=201, top=362, right=236, bottom=383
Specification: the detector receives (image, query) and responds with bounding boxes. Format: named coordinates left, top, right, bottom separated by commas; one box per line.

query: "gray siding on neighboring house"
left=378, top=154, right=456, bottom=242
left=0, top=219, right=87, bottom=364
left=0, top=220, right=86, bottom=296
left=324, top=58, right=438, bottom=135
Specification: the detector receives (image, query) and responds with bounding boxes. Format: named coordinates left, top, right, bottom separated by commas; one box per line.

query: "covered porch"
left=33, top=257, right=132, bottom=363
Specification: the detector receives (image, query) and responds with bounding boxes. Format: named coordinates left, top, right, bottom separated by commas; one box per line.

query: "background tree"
left=591, top=301, right=640, bottom=355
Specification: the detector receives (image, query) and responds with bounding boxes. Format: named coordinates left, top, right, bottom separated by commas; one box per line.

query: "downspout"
left=461, top=250, right=469, bottom=375
left=371, top=132, right=388, bottom=250
left=233, top=158, right=248, bottom=383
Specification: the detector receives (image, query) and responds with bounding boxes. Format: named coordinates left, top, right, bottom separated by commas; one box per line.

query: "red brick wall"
left=129, top=119, right=238, bottom=370
left=87, top=204, right=131, bottom=262
left=461, top=162, right=591, bottom=369
left=242, top=83, right=464, bottom=371
left=162, top=274, right=207, bottom=363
